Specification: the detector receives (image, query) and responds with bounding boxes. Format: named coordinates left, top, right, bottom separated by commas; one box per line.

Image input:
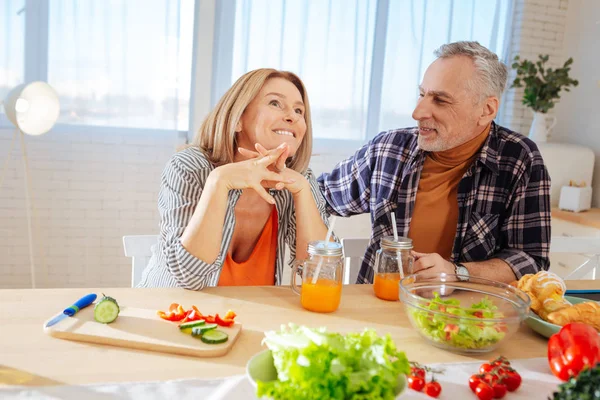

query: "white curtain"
left=0, top=0, right=26, bottom=105
left=46, top=0, right=194, bottom=131
left=219, top=0, right=512, bottom=141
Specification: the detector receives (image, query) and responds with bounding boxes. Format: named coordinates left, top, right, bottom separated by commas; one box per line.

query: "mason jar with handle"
left=291, top=241, right=344, bottom=313
left=373, top=236, right=413, bottom=301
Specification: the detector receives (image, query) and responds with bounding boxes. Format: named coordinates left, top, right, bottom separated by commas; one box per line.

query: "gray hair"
left=434, top=41, right=508, bottom=101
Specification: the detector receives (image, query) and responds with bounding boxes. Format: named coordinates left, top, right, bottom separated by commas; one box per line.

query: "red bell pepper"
left=216, top=309, right=237, bottom=327
left=215, top=314, right=234, bottom=327
left=180, top=306, right=203, bottom=323
left=157, top=303, right=187, bottom=322
left=548, top=322, right=600, bottom=381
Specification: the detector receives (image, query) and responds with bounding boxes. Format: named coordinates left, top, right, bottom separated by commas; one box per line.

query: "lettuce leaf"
left=257, top=324, right=410, bottom=400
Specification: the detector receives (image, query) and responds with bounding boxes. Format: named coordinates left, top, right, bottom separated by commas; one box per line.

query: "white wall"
left=501, top=0, right=570, bottom=135
left=554, top=0, right=600, bottom=205
left=0, top=127, right=177, bottom=288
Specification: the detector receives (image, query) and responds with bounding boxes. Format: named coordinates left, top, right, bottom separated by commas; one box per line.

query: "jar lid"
left=381, top=235, right=412, bottom=250
left=308, top=241, right=343, bottom=256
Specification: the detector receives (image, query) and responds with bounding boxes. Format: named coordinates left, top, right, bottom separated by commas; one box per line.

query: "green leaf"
left=258, top=324, right=410, bottom=400
left=510, top=54, right=578, bottom=112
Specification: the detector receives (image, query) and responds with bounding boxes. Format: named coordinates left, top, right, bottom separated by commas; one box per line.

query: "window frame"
left=2, top=0, right=211, bottom=144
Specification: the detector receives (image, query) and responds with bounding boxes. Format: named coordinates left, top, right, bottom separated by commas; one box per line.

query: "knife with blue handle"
left=44, top=293, right=97, bottom=328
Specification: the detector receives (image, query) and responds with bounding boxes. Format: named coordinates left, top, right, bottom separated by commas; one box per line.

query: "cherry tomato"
left=482, top=373, right=499, bottom=385
left=408, top=375, right=425, bottom=392
left=469, top=374, right=484, bottom=392
left=492, top=382, right=507, bottom=399
left=411, top=366, right=426, bottom=378
left=501, top=370, right=522, bottom=392
left=491, top=356, right=511, bottom=367
left=476, top=382, right=494, bottom=400
left=424, top=381, right=442, bottom=398
left=479, top=363, right=494, bottom=374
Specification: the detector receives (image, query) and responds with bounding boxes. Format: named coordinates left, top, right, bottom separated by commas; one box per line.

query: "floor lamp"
left=0, top=82, right=60, bottom=288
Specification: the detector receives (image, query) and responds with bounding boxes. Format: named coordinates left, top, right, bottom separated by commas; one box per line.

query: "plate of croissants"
left=511, top=271, right=600, bottom=338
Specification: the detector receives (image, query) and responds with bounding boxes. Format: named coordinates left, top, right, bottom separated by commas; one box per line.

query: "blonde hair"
left=192, top=69, right=313, bottom=173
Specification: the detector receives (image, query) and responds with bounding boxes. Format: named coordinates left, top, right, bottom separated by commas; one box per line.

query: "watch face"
left=457, top=265, right=469, bottom=280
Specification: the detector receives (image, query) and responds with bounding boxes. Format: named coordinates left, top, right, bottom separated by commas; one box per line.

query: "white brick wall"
left=501, top=0, right=570, bottom=136
left=0, top=127, right=178, bottom=288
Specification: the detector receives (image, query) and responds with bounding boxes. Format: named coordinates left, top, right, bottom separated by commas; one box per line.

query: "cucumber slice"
left=200, top=329, right=229, bottom=344
left=191, top=323, right=218, bottom=337
left=179, top=320, right=206, bottom=330
left=94, top=294, right=120, bottom=324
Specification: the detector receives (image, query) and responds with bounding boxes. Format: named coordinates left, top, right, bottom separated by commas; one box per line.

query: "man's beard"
left=417, top=132, right=452, bottom=152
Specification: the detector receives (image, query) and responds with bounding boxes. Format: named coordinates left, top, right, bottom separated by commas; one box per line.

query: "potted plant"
left=510, top=54, right=578, bottom=142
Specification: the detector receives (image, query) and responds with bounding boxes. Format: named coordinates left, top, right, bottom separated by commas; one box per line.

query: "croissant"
left=547, top=302, right=600, bottom=331
left=516, top=271, right=571, bottom=320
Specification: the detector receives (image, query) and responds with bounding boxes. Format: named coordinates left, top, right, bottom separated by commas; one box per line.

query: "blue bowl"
left=525, top=295, right=599, bottom=338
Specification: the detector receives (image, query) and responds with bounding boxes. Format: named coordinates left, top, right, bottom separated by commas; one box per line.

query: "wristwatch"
left=454, top=262, right=470, bottom=281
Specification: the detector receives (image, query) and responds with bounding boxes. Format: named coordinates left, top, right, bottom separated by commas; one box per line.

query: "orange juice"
left=374, top=272, right=400, bottom=301
left=301, top=278, right=342, bottom=313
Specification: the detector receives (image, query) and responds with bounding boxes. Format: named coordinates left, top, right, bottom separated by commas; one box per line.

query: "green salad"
left=409, top=292, right=508, bottom=349
left=257, top=323, right=410, bottom=400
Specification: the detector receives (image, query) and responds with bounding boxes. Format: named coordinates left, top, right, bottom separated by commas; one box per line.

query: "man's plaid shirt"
left=317, top=122, right=551, bottom=284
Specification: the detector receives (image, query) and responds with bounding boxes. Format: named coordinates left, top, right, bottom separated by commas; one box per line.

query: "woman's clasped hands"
left=211, top=142, right=305, bottom=205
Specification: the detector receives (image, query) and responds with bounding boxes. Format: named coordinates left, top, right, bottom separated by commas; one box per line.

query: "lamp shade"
left=4, top=82, right=60, bottom=136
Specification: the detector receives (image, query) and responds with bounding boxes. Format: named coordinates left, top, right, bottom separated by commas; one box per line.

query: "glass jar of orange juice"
left=291, top=241, right=344, bottom=313
left=373, top=236, right=413, bottom=301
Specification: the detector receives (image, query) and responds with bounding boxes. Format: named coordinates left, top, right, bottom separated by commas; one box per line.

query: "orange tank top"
left=218, top=208, right=278, bottom=286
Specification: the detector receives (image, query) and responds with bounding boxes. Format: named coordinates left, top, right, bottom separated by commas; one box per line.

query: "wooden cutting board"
left=43, top=306, right=242, bottom=357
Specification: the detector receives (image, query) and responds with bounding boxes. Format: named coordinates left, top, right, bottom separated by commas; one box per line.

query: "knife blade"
left=44, top=293, right=98, bottom=328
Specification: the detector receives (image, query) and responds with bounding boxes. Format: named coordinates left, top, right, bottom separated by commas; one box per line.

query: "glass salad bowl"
left=399, top=273, right=531, bottom=353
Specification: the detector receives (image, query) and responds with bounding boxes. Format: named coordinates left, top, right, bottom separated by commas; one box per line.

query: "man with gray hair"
left=318, top=41, right=551, bottom=284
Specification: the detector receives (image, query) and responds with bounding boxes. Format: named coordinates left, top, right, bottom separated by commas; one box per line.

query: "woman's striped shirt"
left=138, top=147, right=330, bottom=290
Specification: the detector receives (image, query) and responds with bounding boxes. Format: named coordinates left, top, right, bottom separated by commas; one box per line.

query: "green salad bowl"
left=525, top=295, right=599, bottom=338
left=399, top=273, right=531, bottom=354
left=246, top=350, right=407, bottom=398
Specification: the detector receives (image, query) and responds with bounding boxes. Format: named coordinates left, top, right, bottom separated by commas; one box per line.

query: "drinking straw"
left=391, top=212, right=404, bottom=278
left=312, top=217, right=337, bottom=284
left=391, top=212, right=399, bottom=241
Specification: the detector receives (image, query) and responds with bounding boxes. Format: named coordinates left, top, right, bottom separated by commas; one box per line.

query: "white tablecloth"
left=0, top=357, right=563, bottom=400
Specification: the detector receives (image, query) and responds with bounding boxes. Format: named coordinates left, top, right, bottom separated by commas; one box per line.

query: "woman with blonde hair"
left=139, top=69, right=331, bottom=289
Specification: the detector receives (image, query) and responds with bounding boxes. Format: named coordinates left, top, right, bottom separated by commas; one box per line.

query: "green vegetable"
left=549, top=364, right=600, bottom=400
left=94, top=294, right=120, bottom=324
left=179, top=320, right=205, bottom=334
left=257, top=323, right=410, bottom=400
left=408, top=292, right=506, bottom=350
left=191, top=323, right=218, bottom=336
left=200, top=329, right=229, bottom=344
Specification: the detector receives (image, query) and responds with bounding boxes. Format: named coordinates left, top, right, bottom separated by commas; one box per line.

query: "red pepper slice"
left=157, top=303, right=187, bottom=322
left=215, top=314, right=235, bottom=327
left=181, top=306, right=204, bottom=323
left=548, top=322, right=600, bottom=381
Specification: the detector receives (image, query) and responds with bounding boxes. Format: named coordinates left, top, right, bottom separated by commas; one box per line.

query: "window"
left=3, top=0, right=511, bottom=140
left=216, top=0, right=512, bottom=142
left=0, top=0, right=25, bottom=105
left=2, top=0, right=195, bottom=132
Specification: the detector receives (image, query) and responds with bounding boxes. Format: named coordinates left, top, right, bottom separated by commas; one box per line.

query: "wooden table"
left=552, top=207, right=600, bottom=229
left=1, top=281, right=599, bottom=387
